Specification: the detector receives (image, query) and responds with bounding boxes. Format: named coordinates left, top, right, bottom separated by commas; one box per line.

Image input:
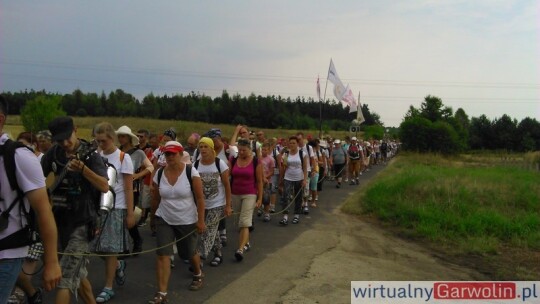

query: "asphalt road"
left=38, top=166, right=383, bottom=304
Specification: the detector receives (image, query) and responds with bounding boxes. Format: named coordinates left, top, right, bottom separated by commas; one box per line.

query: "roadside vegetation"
left=343, top=152, right=540, bottom=280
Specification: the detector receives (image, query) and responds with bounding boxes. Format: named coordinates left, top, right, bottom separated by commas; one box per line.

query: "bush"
left=21, top=95, right=66, bottom=132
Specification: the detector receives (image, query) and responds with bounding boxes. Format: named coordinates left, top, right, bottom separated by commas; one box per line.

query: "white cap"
left=351, top=136, right=357, bottom=141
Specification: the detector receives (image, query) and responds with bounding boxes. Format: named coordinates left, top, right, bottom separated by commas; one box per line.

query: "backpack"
left=0, top=139, right=38, bottom=251
left=348, top=144, right=360, bottom=159
left=156, top=165, right=194, bottom=201
left=193, top=158, right=222, bottom=175
left=284, top=149, right=304, bottom=168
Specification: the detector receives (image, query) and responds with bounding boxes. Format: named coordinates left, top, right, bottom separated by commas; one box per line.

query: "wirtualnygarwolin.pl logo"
left=351, top=281, right=539, bottom=303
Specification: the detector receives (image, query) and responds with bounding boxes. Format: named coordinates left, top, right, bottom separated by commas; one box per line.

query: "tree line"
left=399, top=95, right=540, bottom=153
left=1, top=89, right=382, bottom=132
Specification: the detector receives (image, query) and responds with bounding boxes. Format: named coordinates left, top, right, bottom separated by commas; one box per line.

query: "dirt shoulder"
left=207, top=201, right=486, bottom=304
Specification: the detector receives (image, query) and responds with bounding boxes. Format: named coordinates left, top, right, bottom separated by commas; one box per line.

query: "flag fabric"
left=357, top=91, right=366, bottom=124
left=341, top=85, right=358, bottom=113
left=316, top=75, right=321, bottom=101
left=327, top=59, right=347, bottom=101
left=328, top=59, right=342, bottom=85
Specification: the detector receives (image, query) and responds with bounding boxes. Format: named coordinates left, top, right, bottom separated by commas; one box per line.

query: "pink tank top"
left=231, top=158, right=257, bottom=195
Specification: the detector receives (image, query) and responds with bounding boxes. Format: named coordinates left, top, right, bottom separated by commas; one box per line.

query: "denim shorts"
left=0, top=257, right=24, bottom=304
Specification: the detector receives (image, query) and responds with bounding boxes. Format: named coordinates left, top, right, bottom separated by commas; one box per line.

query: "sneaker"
left=356, top=178, right=359, bottom=185
left=243, top=242, right=251, bottom=252
left=170, top=260, right=175, bottom=269
left=270, top=206, right=276, bottom=213
left=234, top=249, right=244, bottom=261
left=292, top=217, right=300, bottom=224
left=115, top=260, right=127, bottom=286
left=279, top=218, right=288, bottom=226
left=189, top=273, right=204, bottom=291
left=27, top=288, right=43, bottom=304
left=257, top=208, right=263, bottom=217
left=315, top=196, right=318, bottom=201
left=303, top=206, right=309, bottom=215
left=263, top=214, right=270, bottom=222
left=148, top=292, right=168, bottom=304
left=336, top=183, right=341, bottom=189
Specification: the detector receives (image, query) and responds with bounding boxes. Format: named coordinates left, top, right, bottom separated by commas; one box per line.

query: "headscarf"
left=198, top=137, right=216, bottom=157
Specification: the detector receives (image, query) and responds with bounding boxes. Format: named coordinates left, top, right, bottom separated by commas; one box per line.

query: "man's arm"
left=26, top=188, right=61, bottom=291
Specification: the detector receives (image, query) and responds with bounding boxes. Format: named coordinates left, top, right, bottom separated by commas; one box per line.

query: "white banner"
left=357, top=91, right=365, bottom=124
left=341, top=85, right=357, bottom=113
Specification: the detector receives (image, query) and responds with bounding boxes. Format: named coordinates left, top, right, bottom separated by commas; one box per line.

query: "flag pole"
left=357, top=91, right=361, bottom=121
left=320, top=59, right=331, bottom=138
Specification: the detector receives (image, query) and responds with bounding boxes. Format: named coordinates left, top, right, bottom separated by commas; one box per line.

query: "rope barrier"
left=28, top=184, right=306, bottom=258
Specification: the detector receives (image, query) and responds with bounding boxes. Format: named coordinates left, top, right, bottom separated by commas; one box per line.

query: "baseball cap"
left=351, top=136, right=357, bottom=141
left=49, top=116, right=75, bottom=141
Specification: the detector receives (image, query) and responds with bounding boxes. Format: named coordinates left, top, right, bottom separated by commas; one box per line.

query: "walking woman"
left=229, top=138, right=263, bottom=261
left=116, top=125, right=154, bottom=255
left=278, top=136, right=308, bottom=225
left=149, top=141, right=206, bottom=304
left=93, top=122, right=136, bottom=303
left=194, top=137, right=232, bottom=267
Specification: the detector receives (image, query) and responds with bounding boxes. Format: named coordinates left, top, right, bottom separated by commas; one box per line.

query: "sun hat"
left=162, top=141, right=183, bottom=154
left=115, top=125, right=139, bottom=145
left=334, top=139, right=341, bottom=144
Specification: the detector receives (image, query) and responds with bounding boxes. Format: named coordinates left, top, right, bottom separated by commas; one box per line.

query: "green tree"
left=21, top=95, right=66, bottom=132
left=420, top=95, right=445, bottom=122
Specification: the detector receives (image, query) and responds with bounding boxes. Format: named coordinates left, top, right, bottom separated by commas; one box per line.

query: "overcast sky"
left=1, top=0, right=538, bottom=127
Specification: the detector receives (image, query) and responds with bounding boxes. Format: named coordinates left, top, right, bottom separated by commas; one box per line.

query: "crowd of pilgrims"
left=7, top=119, right=398, bottom=304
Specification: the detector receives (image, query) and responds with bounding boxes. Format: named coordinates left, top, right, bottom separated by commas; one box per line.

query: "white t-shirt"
left=101, top=149, right=133, bottom=209
left=153, top=166, right=200, bottom=225
left=195, top=159, right=228, bottom=209
left=283, top=151, right=305, bottom=182
left=0, top=134, right=45, bottom=259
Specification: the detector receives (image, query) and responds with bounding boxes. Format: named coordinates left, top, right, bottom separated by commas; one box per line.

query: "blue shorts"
left=309, top=173, right=319, bottom=191
left=0, top=258, right=24, bottom=304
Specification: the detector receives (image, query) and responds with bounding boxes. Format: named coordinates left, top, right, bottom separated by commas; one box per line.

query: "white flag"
left=357, top=92, right=365, bottom=124
left=328, top=59, right=342, bottom=85
left=328, top=59, right=347, bottom=101
left=341, top=84, right=358, bottom=113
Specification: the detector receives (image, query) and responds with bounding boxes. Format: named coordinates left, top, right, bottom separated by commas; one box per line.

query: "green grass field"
left=343, top=152, right=540, bottom=280
left=4, top=115, right=352, bottom=142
